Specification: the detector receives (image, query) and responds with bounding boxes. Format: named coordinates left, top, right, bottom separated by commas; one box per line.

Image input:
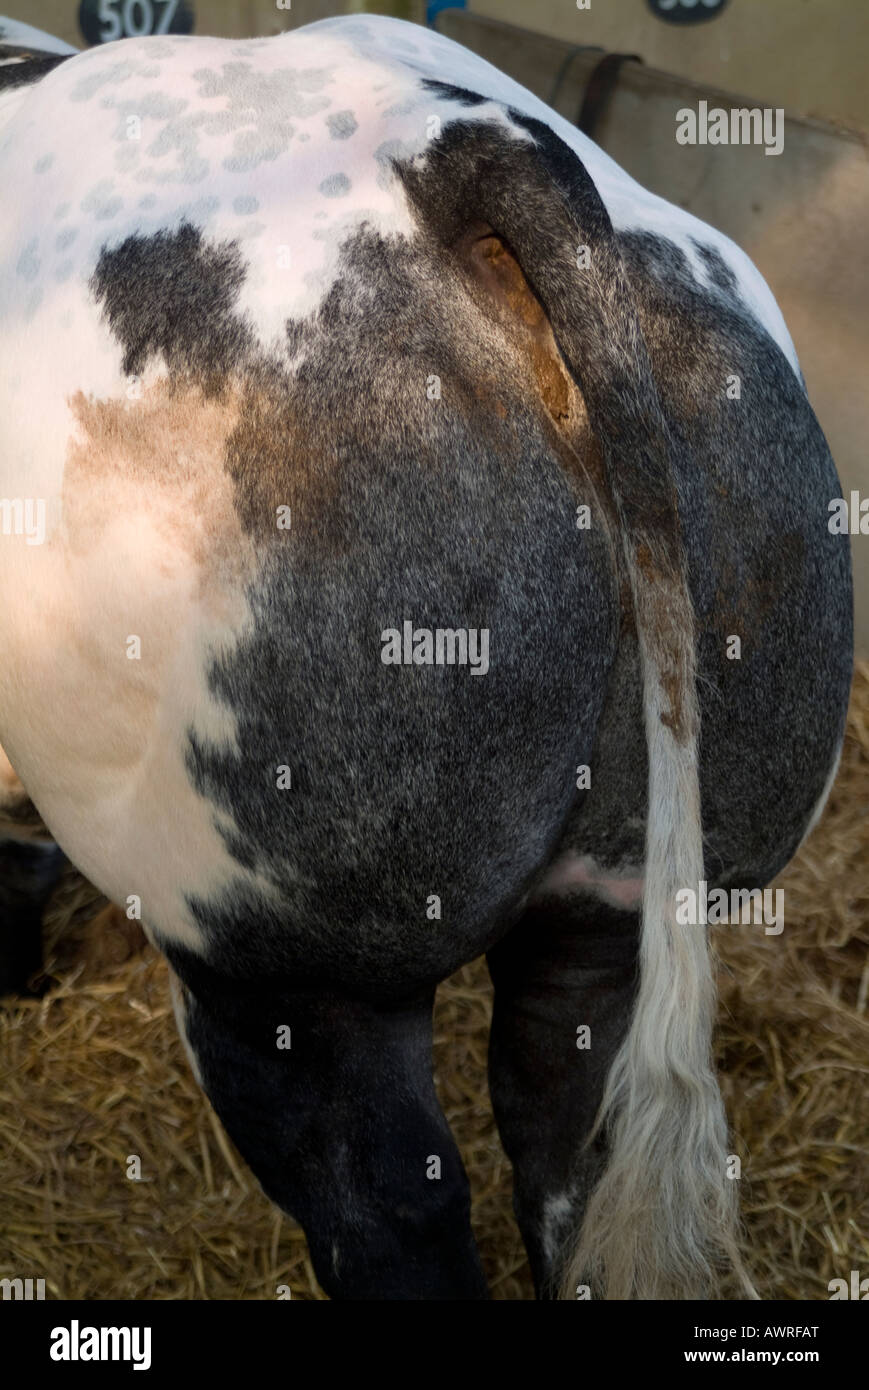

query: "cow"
left=0, top=13, right=853, bottom=1300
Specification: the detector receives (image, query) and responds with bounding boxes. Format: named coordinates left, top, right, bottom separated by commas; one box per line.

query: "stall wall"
left=470, top=0, right=869, bottom=134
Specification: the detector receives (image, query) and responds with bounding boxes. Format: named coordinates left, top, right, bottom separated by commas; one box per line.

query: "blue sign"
left=428, top=0, right=467, bottom=27
left=79, top=0, right=194, bottom=45
left=647, top=0, right=729, bottom=23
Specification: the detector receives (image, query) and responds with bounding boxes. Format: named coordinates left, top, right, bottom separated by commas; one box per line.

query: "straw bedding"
left=1, top=665, right=867, bottom=1300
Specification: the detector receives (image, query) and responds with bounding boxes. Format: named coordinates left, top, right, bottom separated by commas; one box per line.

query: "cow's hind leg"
left=486, top=896, right=640, bottom=1298
left=167, top=948, right=489, bottom=1300
left=0, top=750, right=65, bottom=996
left=0, top=838, right=66, bottom=996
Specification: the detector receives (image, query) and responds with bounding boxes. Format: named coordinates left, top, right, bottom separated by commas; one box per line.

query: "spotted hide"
left=0, top=15, right=852, bottom=1300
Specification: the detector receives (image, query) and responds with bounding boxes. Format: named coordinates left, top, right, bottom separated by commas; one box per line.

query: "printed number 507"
left=96, top=0, right=181, bottom=40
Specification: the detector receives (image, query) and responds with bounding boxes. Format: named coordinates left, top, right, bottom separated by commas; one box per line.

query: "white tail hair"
left=561, top=572, right=758, bottom=1300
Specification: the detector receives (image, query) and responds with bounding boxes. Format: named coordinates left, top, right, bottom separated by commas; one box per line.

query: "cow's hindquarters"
left=398, top=112, right=765, bottom=1299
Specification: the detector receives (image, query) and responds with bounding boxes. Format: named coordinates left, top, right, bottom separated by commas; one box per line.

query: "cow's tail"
left=398, top=107, right=756, bottom=1299
left=565, top=584, right=757, bottom=1299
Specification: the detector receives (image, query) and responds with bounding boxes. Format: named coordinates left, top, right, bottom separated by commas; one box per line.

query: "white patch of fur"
left=541, top=1191, right=575, bottom=1266
left=798, top=740, right=842, bottom=850
left=534, top=852, right=644, bottom=911
left=169, top=970, right=203, bottom=1086
left=0, top=448, right=268, bottom=953
left=0, top=19, right=79, bottom=55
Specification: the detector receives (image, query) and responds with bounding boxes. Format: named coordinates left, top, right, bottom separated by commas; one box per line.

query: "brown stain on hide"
left=459, top=223, right=622, bottom=571
left=466, top=227, right=575, bottom=431
left=64, top=379, right=258, bottom=609
left=221, top=363, right=346, bottom=547
left=658, top=655, right=687, bottom=744
left=633, top=543, right=693, bottom=744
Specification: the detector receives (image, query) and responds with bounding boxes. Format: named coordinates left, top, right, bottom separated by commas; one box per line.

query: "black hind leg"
left=486, top=895, right=639, bottom=1298
left=0, top=837, right=66, bottom=996
left=167, top=948, right=490, bottom=1300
